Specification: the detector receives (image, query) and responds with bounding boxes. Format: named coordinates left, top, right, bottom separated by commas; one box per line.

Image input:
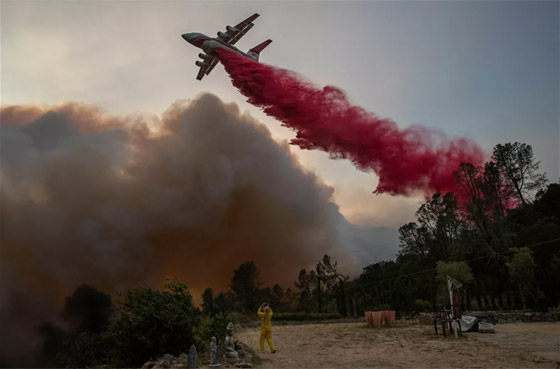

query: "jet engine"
left=226, top=25, right=240, bottom=32
left=217, top=31, right=231, bottom=39
left=199, top=53, right=210, bottom=59
left=195, top=60, right=204, bottom=67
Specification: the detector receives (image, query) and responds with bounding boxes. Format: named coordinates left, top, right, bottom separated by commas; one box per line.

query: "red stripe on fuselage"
left=194, top=36, right=247, bottom=57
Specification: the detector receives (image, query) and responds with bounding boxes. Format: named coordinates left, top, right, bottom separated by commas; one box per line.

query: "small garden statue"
left=209, top=337, right=221, bottom=368
left=188, top=344, right=197, bottom=369
left=223, top=322, right=239, bottom=363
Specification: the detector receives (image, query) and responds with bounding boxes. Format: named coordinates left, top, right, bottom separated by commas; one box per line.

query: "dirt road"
left=237, top=322, right=558, bottom=368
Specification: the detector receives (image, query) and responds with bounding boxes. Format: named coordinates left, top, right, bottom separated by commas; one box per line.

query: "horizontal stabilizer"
left=249, top=39, right=272, bottom=55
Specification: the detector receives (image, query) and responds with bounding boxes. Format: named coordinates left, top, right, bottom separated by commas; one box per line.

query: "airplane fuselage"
left=182, top=33, right=257, bottom=60
left=181, top=14, right=270, bottom=80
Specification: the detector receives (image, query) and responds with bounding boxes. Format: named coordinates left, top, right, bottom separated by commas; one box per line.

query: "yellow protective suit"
left=257, top=307, right=276, bottom=353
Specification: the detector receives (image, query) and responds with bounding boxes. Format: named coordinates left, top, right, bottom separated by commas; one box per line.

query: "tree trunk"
left=482, top=280, right=490, bottom=308
left=475, top=280, right=482, bottom=309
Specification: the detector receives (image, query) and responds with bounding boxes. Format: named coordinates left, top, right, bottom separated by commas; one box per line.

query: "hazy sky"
left=2, top=0, right=559, bottom=229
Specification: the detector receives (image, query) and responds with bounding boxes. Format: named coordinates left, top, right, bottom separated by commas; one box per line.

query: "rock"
left=235, top=361, right=252, bottom=368
left=141, top=361, right=157, bottom=369
left=225, top=356, right=238, bottom=365
left=163, top=354, right=174, bottom=364
left=140, top=354, right=192, bottom=369
left=176, top=359, right=189, bottom=368
left=478, top=321, right=495, bottom=333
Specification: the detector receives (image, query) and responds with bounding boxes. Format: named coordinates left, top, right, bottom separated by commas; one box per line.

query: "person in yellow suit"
left=257, top=302, right=276, bottom=354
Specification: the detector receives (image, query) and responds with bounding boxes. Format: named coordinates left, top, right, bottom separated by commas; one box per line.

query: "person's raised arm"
left=257, top=303, right=265, bottom=317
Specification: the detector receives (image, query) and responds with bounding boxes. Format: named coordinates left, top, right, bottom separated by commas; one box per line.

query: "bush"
left=273, top=312, right=342, bottom=321
left=436, top=261, right=473, bottom=305
left=414, top=299, right=431, bottom=312
left=57, top=331, right=109, bottom=368
left=106, top=280, right=200, bottom=368
left=198, top=311, right=254, bottom=350
left=207, top=312, right=229, bottom=346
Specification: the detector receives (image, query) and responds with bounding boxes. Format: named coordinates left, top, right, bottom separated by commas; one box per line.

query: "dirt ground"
left=237, top=321, right=560, bottom=369
left=471, top=322, right=560, bottom=364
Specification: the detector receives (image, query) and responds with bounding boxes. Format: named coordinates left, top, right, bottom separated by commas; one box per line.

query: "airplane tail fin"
left=247, top=39, right=272, bottom=61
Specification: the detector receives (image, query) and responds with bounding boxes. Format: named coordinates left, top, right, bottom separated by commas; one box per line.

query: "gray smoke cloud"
left=0, top=93, right=397, bottom=365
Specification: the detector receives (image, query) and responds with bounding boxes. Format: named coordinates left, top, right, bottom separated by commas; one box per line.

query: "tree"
left=550, top=251, right=560, bottom=291
left=62, top=285, right=113, bottom=334
left=282, top=288, right=297, bottom=310
left=546, top=251, right=560, bottom=307
left=454, top=163, right=489, bottom=236
left=534, top=183, right=560, bottom=221
left=294, top=269, right=317, bottom=312
left=316, top=255, right=349, bottom=316
left=415, top=193, right=463, bottom=260
left=230, top=261, right=260, bottom=313
left=398, top=222, right=425, bottom=257
left=435, top=261, right=473, bottom=305
left=270, top=284, right=285, bottom=310
left=108, top=279, right=200, bottom=367
left=56, top=285, right=113, bottom=367
left=506, top=247, right=541, bottom=308
left=481, top=161, right=513, bottom=219
left=201, top=287, right=214, bottom=315
left=453, top=162, right=509, bottom=253
left=492, top=142, right=548, bottom=205
left=214, top=292, right=234, bottom=313
left=57, top=331, right=108, bottom=368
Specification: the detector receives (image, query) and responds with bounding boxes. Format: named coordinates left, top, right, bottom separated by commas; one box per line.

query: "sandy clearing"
left=470, top=322, right=560, bottom=363
left=236, top=322, right=558, bottom=369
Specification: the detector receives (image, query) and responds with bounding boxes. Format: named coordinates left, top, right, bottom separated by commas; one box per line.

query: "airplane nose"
left=182, top=33, right=194, bottom=43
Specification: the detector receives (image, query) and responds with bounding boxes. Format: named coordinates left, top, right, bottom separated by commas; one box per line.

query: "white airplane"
left=182, top=13, right=272, bottom=80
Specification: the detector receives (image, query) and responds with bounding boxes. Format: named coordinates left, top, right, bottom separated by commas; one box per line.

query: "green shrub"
left=106, top=280, right=200, bottom=368
left=57, top=331, right=109, bottom=368
left=208, top=312, right=229, bottom=346
left=414, top=299, right=431, bottom=312
left=436, top=261, right=473, bottom=305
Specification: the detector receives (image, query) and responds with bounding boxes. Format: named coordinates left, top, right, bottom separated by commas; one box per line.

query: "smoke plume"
left=216, top=50, right=485, bottom=197
left=1, top=94, right=358, bottom=365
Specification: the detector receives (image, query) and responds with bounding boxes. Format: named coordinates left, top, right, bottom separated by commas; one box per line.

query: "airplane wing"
left=218, top=13, right=260, bottom=46
left=196, top=57, right=219, bottom=80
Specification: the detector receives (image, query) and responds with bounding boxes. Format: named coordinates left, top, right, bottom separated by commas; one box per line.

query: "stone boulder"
left=141, top=353, right=189, bottom=369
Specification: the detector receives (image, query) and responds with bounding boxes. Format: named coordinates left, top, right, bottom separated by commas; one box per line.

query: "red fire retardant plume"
left=217, top=50, right=484, bottom=197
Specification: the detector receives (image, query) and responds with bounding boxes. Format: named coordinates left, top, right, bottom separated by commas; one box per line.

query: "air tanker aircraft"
left=182, top=13, right=272, bottom=80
